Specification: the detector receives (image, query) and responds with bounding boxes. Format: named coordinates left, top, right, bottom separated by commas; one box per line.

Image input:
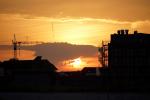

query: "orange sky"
left=0, top=0, right=150, bottom=71
left=0, top=0, right=150, bottom=46
left=0, top=50, right=35, bottom=61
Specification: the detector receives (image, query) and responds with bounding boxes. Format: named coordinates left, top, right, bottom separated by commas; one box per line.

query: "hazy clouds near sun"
left=0, top=0, right=149, bottom=21
left=23, top=42, right=98, bottom=65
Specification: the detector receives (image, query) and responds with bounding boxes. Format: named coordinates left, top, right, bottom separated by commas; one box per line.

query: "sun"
left=71, top=58, right=82, bottom=68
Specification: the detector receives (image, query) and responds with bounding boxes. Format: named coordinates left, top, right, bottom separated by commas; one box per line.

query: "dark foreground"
left=0, top=92, right=150, bottom=100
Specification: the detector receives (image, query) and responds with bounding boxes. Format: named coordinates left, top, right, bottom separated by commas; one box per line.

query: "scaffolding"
left=98, top=41, right=109, bottom=67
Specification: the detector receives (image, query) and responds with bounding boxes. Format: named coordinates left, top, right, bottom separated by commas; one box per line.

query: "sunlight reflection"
left=60, top=56, right=100, bottom=71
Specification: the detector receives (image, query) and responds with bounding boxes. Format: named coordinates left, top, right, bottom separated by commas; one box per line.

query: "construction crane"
left=12, top=34, right=44, bottom=59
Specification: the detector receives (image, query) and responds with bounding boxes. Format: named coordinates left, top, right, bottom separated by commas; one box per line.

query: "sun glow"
left=60, top=56, right=100, bottom=71
left=71, top=58, right=82, bottom=68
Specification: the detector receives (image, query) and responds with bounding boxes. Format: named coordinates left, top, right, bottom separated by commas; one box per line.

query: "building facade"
left=108, top=30, right=150, bottom=91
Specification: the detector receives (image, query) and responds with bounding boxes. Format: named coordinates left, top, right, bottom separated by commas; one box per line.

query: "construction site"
left=0, top=29, right=150, bottom=92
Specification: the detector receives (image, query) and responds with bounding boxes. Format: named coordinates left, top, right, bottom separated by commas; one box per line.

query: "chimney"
left=121, top=30, right=124, bottom=35
left=117, top=30, right=121, bottom=35
left=125, top=29, right=129, bottom=35
left=134, top=31, right=138, bottom=34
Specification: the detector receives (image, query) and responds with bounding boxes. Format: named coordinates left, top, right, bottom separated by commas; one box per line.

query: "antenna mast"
left=51, top=22, right=55, bottom=41
left=12, top=34, right=17, bottom=59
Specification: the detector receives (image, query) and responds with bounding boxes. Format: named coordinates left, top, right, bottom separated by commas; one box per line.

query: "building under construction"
left=99, top=41, right=109, bottom=68
left=108, top=30, right=150, bottom=91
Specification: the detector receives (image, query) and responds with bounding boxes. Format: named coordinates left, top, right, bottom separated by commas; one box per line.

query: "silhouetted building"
left=0, top=61, right=5, bottom=78
left=0, top=56, right=57, bottom=90
left=108, top=30, right=150, bottom=91
left=81, top=67, right=101, bottom=77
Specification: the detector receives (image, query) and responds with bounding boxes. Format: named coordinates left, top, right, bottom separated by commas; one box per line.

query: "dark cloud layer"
left=0, top=0, right=149, bottom=21
left=22, top=42, right=98, bottom=65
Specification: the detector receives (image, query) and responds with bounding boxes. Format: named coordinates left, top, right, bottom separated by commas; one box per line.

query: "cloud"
left=0, top=42, right=99, bottom=71
left=22, top=42, right=98, bottom=66
left=0, top=0, right=149, bottom=21
left=131, top=20, right=150, bottom=29
left=1, top=13, right=149, bottom=27
left=0, top=13, right=150, bottom=47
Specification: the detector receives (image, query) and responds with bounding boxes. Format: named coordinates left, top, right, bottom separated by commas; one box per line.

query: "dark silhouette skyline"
left=1, top=29, right=150, bottom=92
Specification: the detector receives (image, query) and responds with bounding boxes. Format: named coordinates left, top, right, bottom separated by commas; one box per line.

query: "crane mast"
left=12, top=34, right=44, bottom=59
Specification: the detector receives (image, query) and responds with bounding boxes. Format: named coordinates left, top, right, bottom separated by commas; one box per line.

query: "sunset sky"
left=0, top=0, right=150, bottom=71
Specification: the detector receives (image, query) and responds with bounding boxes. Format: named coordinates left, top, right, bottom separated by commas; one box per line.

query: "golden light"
left=71, top=58, right=82, bottom=68
left=55, top=24, right=99, bottom=45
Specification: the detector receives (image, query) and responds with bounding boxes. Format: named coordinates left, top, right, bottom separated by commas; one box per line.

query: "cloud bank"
left=0, top=0, right=149, bottom=21
left=22, top=42, right=98, bottom=68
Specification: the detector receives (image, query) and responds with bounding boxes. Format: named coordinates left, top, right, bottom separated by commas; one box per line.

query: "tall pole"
left=51, top=22, right=55, bottom=42
left=12, top=34, right=17, bottom=59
